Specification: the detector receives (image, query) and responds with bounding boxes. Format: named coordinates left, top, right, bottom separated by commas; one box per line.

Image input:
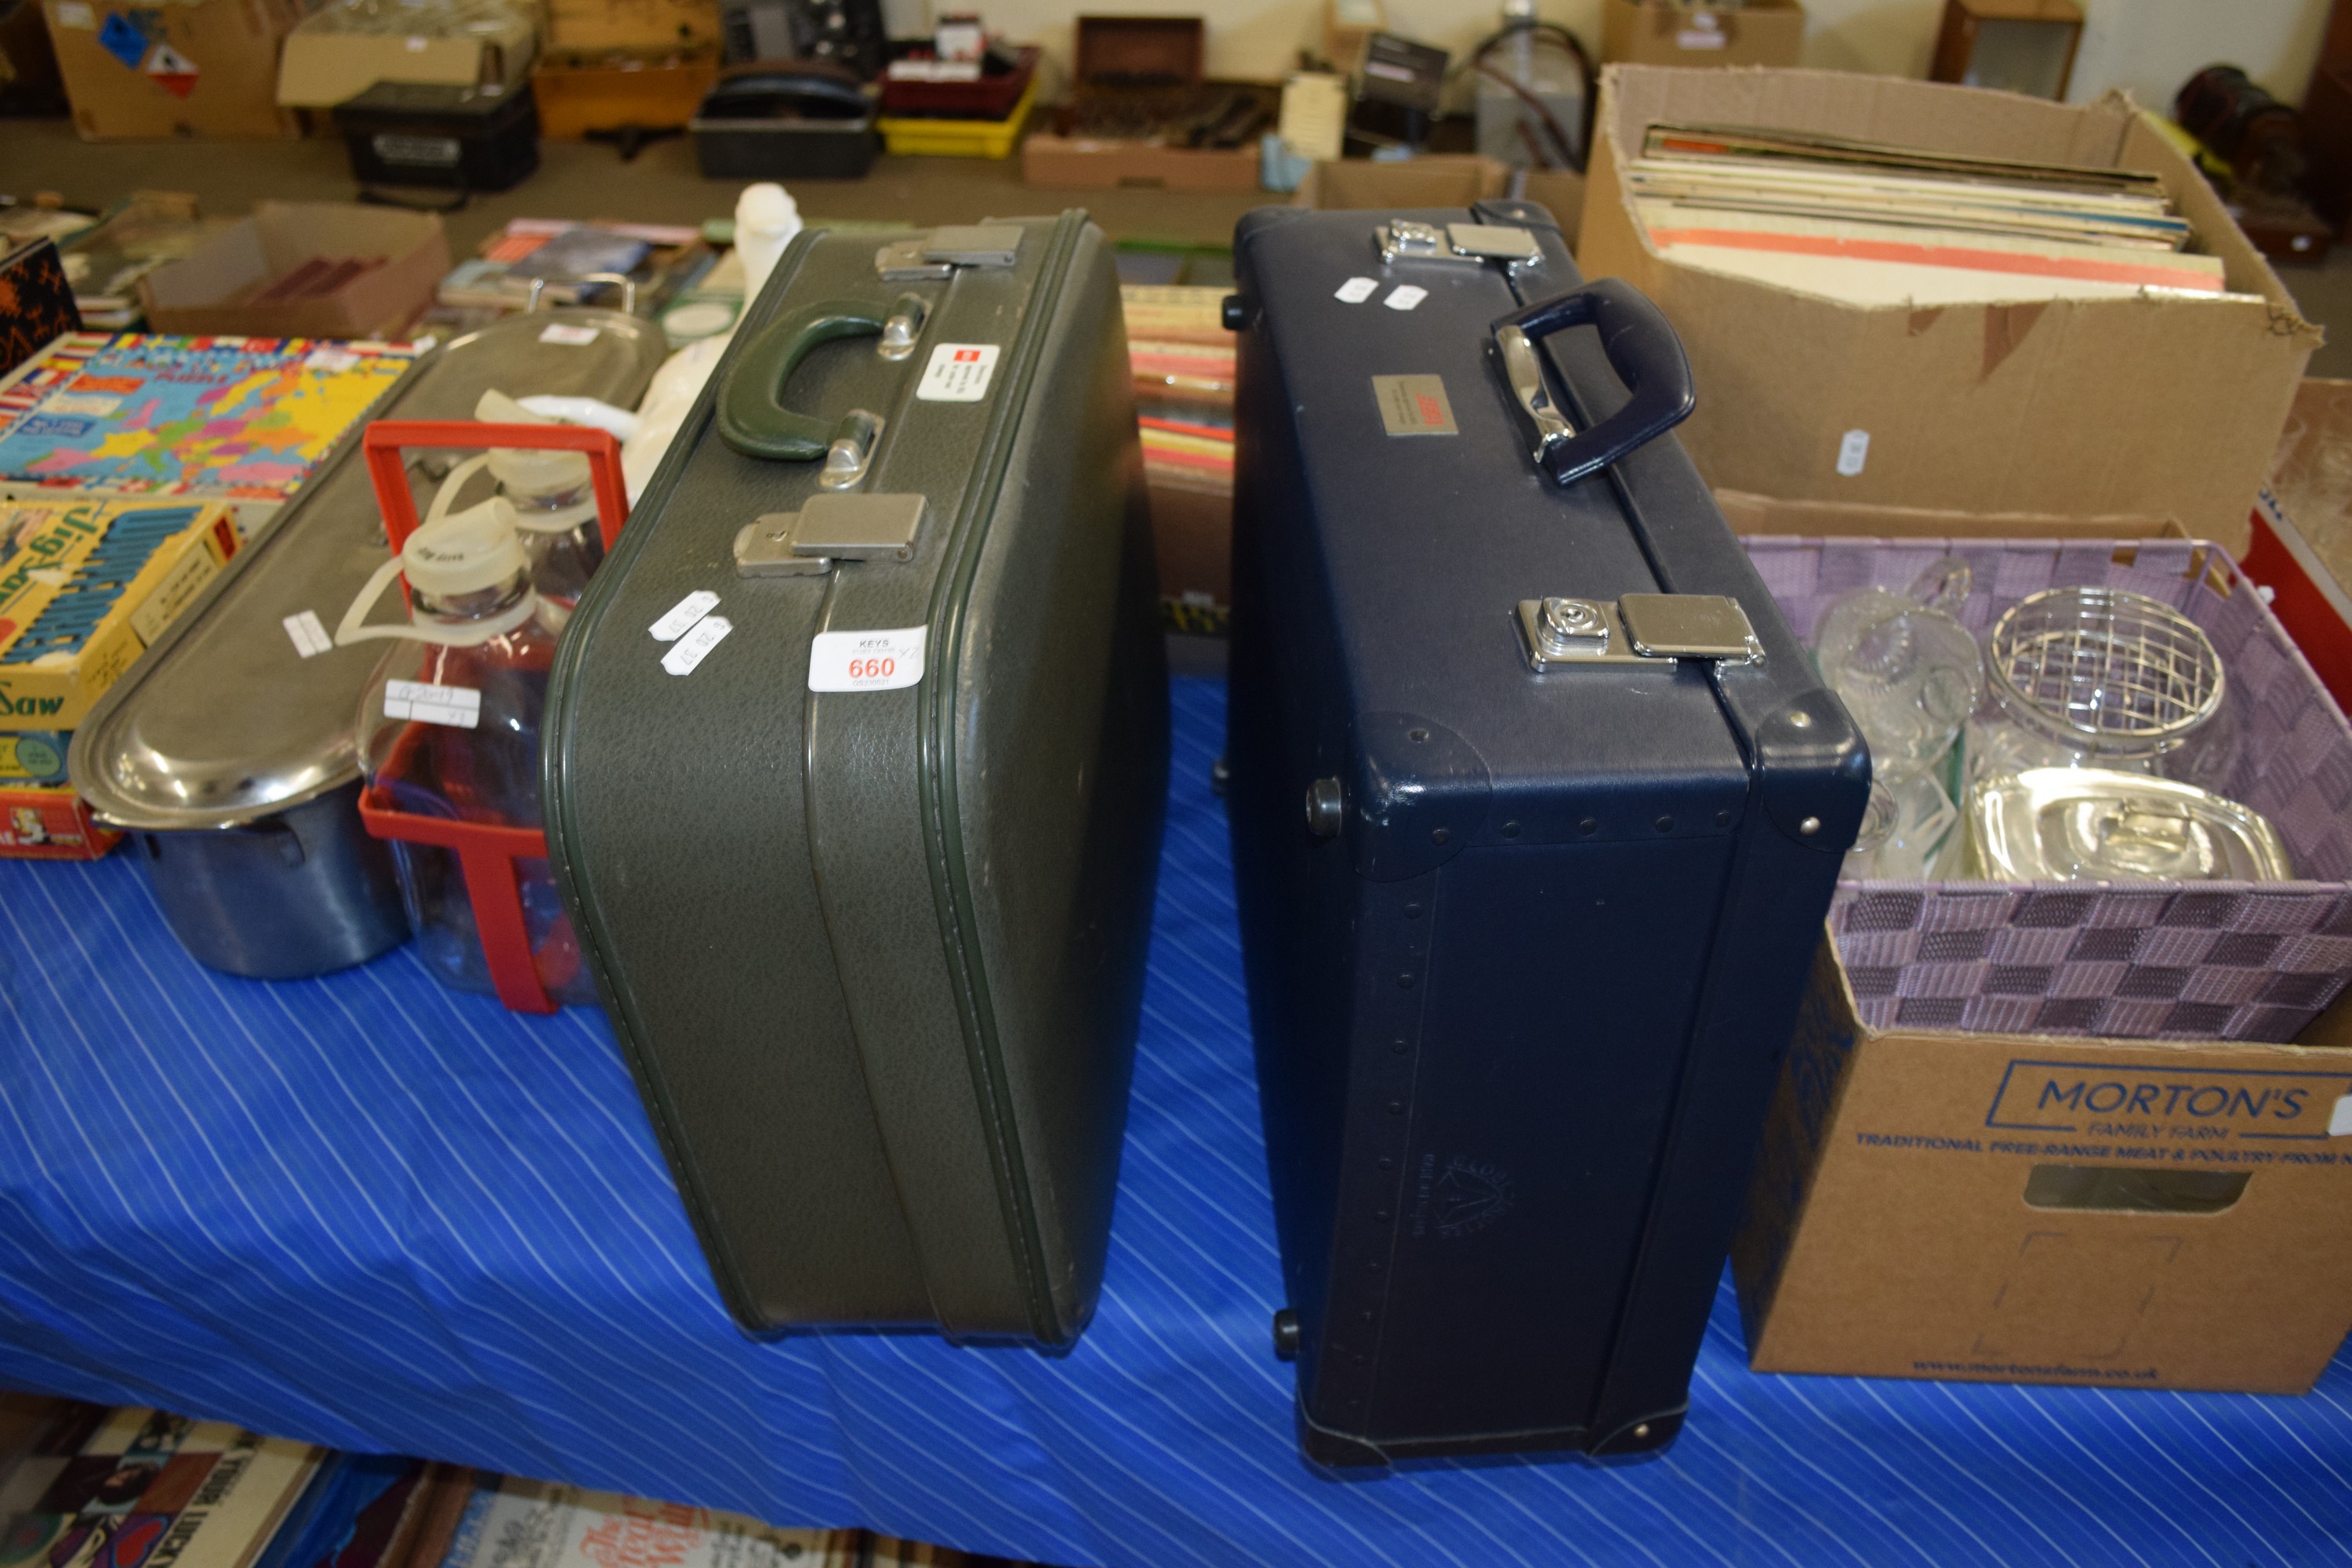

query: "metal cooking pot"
left=71, top=307, right=667, bottom=978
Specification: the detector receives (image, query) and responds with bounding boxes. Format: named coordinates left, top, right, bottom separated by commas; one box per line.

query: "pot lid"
left=69, top=308, right=665, bottom=831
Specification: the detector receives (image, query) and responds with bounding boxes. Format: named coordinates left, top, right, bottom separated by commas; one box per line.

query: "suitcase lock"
left=875, top=223, right=1024, bottom=281
left=734, top=492, right=927, bottom=577
left=1376, top=220, right=1542, bottom=270
left=1517, top=593, right=1762, bottom=671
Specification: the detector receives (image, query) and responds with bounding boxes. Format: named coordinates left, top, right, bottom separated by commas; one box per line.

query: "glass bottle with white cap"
left=337, top=492, right=597, bottom=1005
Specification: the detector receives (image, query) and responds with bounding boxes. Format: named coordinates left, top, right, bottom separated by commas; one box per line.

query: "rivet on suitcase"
left=1225, top=202, right=1870, bottom=1465
left=544, top=212, right=1170, bottom=1346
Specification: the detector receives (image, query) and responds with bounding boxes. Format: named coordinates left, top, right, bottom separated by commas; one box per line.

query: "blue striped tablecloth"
left=2, top=677, right=2347, bottom=1567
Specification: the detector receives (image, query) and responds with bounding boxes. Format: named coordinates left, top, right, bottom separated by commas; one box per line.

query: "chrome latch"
left=1517, top=593, right=1762, bottom=671
left=876, top=223, right=1023, bottom=281
left=1496, top=323, right=1573, bottom=464
left=735, top=492, right=927, bottom=578
left=815, top=408, right=883, bottom=491
left=1376, top=220, right=1543, bottom=269
left=877, top=293, right=929, bottom=360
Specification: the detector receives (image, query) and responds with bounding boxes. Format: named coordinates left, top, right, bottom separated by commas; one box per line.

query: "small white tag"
left=916, top=343, right=999, bottom=402
left=1675, top=26, right=1726, bottom=47
left=282, top=610, right=332, bottom=658
left=304, top=348, right=360, bottom=373
left=661, top=614, right=731, bottom=675
left=649, top=590, right=719, bottom=642
left=808, top=626, right=927, bottom=691
left=2330, top=1094, right=2352, bottom=1138
left=54, top=2, right=95, bottom=25
left=384, top=679, right=481, bottom=728
left=405, top=33, right=427, bottom=49
left=43, top=393, right=120, bottom=416
left=1335, top=276, right=1378, bottom=304
left=1836, top=428, right=1870, bottom=477
left=1384, top=285, right=1428, bottom=312
left=539, top=322, right=601, bottom=346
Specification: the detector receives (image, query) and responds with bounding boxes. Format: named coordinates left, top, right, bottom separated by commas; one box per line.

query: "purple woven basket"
left=1744, top=536, right=2352, bottom=1043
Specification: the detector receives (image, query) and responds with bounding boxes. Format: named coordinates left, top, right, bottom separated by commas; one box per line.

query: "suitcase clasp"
left=1376, top=220, right=1542, bottom=269
left=734, top=492, right=927, bottom=577
left=1516, top=594, right=1762, bottom=671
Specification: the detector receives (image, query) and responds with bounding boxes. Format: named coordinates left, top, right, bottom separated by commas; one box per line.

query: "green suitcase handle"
left=717, top=298, right=891, bottom=460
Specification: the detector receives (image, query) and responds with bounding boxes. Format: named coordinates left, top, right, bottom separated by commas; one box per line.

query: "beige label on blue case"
left=1373, top=375, right=1457, bottom=437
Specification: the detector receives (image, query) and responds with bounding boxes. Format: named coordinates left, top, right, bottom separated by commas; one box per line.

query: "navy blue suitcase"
left=1224, top=201, right=1870, bottom=1467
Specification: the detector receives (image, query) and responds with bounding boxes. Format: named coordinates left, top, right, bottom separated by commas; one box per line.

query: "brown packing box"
left=535, top=47, right=717, bottom=138
left=274, top=6, right=535, bottom=108
left=45, top=0, right=302, bottom=139
left=1149, top=476, right=1229, bottom=630
left=1601, top=0, right=1805, bottom=69
left=543, top=0, right=716, bottom=54
left=1578, top=66, right=2321, bottom=545
left=140, top=202, right=448, bottom=339
left=1733, top=940, right=2352, bottom=1393
left=1711, top=488, right=2216, bottom=551
left=1021, top=136, right=1259, bottom=191
left=1289, top=156, right=1588, bottom=259
left=2266, top=378, right=2352, bottom=604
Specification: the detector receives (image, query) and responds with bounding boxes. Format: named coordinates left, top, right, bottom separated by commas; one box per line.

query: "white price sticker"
left=282, top=610, right=332, bottom=658
left=405, top=33, right=427, bottom=49
left=1335, top=277, right=1378, bottom=304
left=539, top=323, right=601, bottom=346
left=649, top=590, right=719, bottom=641
left=305, top=349, right=360, bottom=373
left=808, top=626, right=926, bottom=692
left=2331, top=1094, right=2352, bottom=1138
left=661, top=614, right=732, bottom=675
left=43, top=393, right=120, bottom=416
left=1836, top=428, right=1871, bottom=477
left=384, top=679, right=481, bottom=728
left=55, top=2, right=95, bottom=27
left=916, top=343, right=999, bottom=402
left=1384, top=285, right=1428, bottom=311
left=1675, top=26, right=1726, bottom=47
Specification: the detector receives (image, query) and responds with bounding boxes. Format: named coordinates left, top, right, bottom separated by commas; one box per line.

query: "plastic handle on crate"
left=363, top=420, right=629, bottom=555
left=1493, top=278, right=1695, bottom=488
left=717, top=298, right=893, bottom=461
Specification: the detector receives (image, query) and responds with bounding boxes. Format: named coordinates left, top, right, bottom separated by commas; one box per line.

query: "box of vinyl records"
left=1578, top=66, right=2318, bottom=545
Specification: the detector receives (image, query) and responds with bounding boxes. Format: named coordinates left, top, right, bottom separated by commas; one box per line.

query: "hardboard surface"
left=0, top=118, right=1265, bottom=257
left=1, top=681, right=2351, bottom=1567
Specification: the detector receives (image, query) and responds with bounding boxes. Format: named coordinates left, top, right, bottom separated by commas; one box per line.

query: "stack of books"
left=0, top=1401, right=1014, bottom=1568
left=1624, top=122, right=2236, bottom=306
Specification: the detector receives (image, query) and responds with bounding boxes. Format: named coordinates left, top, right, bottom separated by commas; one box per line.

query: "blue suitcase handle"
left=1493, top=278, right=1695, bottom=488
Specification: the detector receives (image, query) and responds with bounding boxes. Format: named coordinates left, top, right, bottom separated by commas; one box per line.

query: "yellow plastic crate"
left=878, top=78, right=1036, bottom=158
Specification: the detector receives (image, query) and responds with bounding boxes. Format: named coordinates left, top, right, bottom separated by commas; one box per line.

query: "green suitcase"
left=543, top=211, right=1169, bottom=1345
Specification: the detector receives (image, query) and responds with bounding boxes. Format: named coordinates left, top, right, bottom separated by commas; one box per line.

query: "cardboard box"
left=1578, top=67, right=2321, bottom=544
left=534, top=47, right=715, bottom=138
left=1712, top=488, right=2206, bottom=550
left=274, top=5, right=535, bottom=109
left=1601, top=0, right=1805, bottom=69
left=45, top=0, right=302, bottom=140
left=1021, top=135, right=1259, bottom=191
left=0, top=782, right=120, bottom=858
left=0, top=333, right=419, bottom=536
left=0, top=496, right=238, bottom=731
left=543, top=0, right=715, bottom=54
left=1149, top=475, right=1229, bottom=633
left=1732, top=938, right=2352, bottom=1393
left=140, top=202, right=447, bottom=339
left=1289, top=155, right=1587, bottom=254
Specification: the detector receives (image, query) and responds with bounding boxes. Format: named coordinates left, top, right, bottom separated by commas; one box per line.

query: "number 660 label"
left=808, top=626, right=927, bottom=692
